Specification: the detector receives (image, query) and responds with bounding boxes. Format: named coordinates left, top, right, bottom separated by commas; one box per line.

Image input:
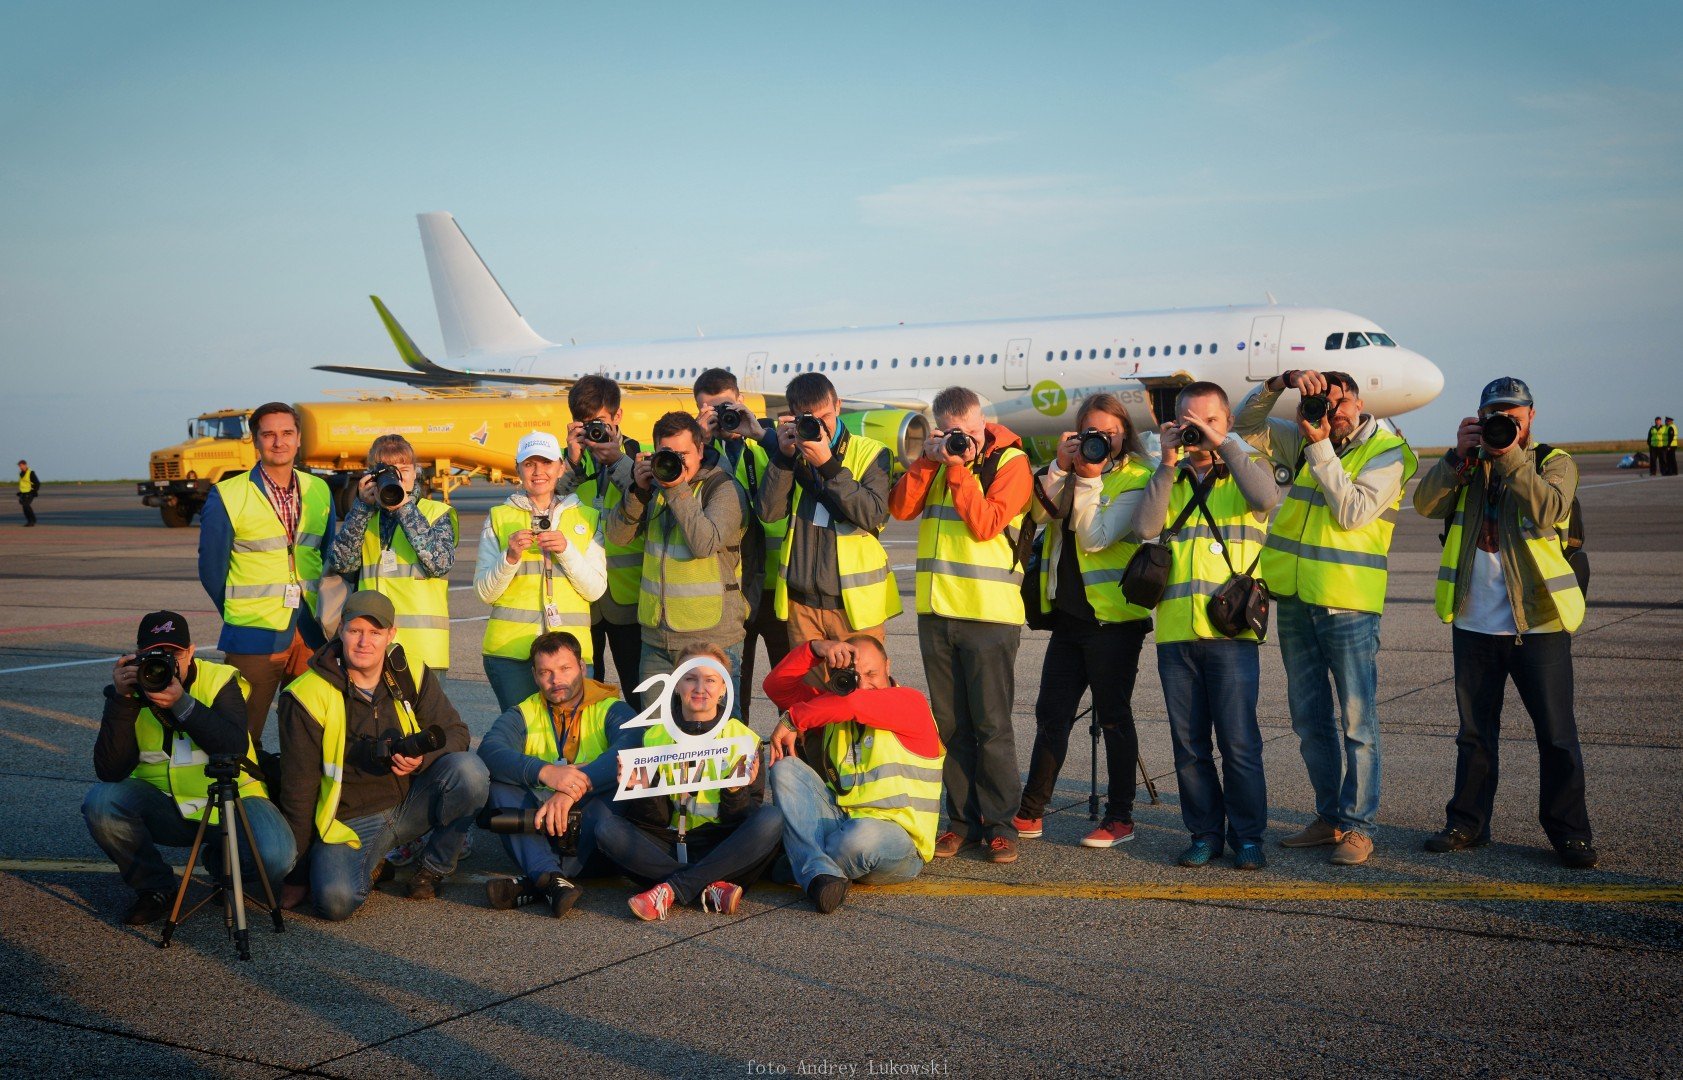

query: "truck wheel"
left=332, top=478, right=356, bottom=518
left=160, top=502, right=194, bottom=528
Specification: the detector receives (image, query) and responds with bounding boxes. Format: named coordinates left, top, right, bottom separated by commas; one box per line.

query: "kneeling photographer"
left=765, top=636, right=945, bottom=914
left=476, top=630, right=641, bottom=916
left=82, top=612, right=295, bottom=926
left=275, top=592, right=488, bottom=919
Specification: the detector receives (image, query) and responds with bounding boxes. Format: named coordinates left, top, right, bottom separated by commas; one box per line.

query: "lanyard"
left=258, top=466, right=300, bottom=583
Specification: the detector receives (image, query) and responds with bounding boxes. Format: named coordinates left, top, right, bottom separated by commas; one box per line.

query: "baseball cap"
left=516, top=430, right=562, bottom=464
left=137, top=610, right=191, bottom=650
left=341, top=591, right=396, bottom=629
left=1479, top=376, right=1534, bottom=411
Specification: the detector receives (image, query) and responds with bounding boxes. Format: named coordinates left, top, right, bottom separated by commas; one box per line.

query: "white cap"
left=515, top=430, right=562, bottom=464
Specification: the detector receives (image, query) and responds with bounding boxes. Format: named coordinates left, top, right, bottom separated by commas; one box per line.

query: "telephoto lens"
left=1481, top=412, right=1519, bottom=450
left=372, top=465, right=405, bottom=509
left=1078, top=428, right=1111, bottom=464
left=794, top=413, right=825, bottom=442
left=582, top=418, right=612, bottom=444
left=1179, top=426, right=1205, bottom=448
left=476, top=806, right=585, bottom=853
left=1299, top=394, right=1330, bottom=425
left=650, top=448, right=685, bottom=484
left=826, top=666, right=860, bottom=695
left=374, top=724, right=446, bottom=764
left=134, top=648, right=178, bottom=694
left=715, top=404, right=744, bottom=432
left=943, top=430, right=974, bottom=457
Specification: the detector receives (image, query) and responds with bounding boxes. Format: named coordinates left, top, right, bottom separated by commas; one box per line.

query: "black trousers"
left=17, top=493, right=36, bottom=525
left=1446, top=628, right=1592, bottom=847
left=591, top=619, right=646, bottom=708
left=1019, top=614, right=1150, bottom=822
left=919, top=614, right=1023, bottom=841
left=737, top=595, right=791, bottom=728
left=1663, top=446, right=1679, bottom=476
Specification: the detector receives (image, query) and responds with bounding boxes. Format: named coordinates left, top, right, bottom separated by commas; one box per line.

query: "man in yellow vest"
left=1664, top=416, right=1679, bottom=477
left=1235, top=369, right=1418, bottom=867
left=889, top=386, right=1033, bottom=865
left=766, top=637, right=945, bottom=913
left=1647, top=416, right=1666, bottom=477
left=326, top=434, right=459, bottom=680
left=16, top=459, right=39, bottom=526
left=274, top=591, right=488, bottom=918
left=198, top=401, right=336, bottom=742
left=477, top=631, right=641, bottom=916
left=82, top=611, right=294, bottom=925
left=1414, top=376, right=1597, bottom=868
left=1130, top=382, right=1281, bottom=870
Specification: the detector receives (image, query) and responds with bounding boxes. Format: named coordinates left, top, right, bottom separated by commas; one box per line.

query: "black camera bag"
left=1120, top=470, right=1210, bottom=609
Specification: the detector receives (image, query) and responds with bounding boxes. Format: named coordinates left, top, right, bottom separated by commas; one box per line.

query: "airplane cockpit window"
left=1371, top=332, right=1397, bottom=347
left=1345, top=332, right=1371, bottom=349
left=1325, top=333, right=1342, bottom=350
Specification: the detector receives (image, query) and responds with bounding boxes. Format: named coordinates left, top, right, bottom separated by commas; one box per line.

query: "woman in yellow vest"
left=1013, top=393, right=1155, bottom=850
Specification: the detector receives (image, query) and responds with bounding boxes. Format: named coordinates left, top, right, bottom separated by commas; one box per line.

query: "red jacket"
left=887, top=422, right=1031, bottom=541
left=763, top=643, right=942, bottom=758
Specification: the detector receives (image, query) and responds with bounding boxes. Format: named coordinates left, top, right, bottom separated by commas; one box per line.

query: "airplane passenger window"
left=1074, top=350, right=1083, bottom=360
left=1134, top=347, right=1141, bottom=358
left=1104, top=348, right=1112, bottom=359
left=891, top=359, right=898, bottom=368
left=1372, top=333, right=1397, bottom=347
left=871, top=359, right=878, bottom=369
left=1194, top=344, right=1202, bottom=355
left=1046, top=351, right=1053, bottom=361
left=1210, top=344, right=1218, bottom=353
left=991, top=354, right=998, bottom=363
left=1060, top=350, right=1068, bottom=361
left=1346, top=332, right=1370, bottom=349
left=1148, top=347, right=1156, bottom=357
left=1325, top=333, right=1342, bottom=350
left=1178, top=345, right=1186, bottom=356
left=964, top=355, right=971, bottom=364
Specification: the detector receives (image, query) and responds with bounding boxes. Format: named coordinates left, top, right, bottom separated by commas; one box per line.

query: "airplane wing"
left=839, top=393, right=932, bottom=413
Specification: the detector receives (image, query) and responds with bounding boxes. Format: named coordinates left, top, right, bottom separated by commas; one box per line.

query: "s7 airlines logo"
left=1032, top=380, right=1067, bottom=417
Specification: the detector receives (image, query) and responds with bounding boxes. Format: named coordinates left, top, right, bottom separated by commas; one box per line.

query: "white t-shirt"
left=1455, top=547, right=1517, bottom=636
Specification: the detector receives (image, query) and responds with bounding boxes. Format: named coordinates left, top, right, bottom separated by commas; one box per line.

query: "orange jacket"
left=888, top=422, right=1032, bottom=542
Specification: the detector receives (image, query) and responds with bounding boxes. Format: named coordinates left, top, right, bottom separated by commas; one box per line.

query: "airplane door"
left=514, top=355, right=537, bottom=374
left=1247, top=316, right=1283, bottom=379
left=745, top=351, right=767, bottom=393
left=1004, top=338, right=1030, bottom=391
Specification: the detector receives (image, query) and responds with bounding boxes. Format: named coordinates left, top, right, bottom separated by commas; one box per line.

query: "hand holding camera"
left=707, top=403, right=763, bottom=442
left=505, top=528, right=537, bottom=564
left=114, top=650, right=184, bottom=708
left=926, top=428, right=973, bottom=466
left=532, top=512, right=570, bottom=556
left=1075, top=428, right=1112, bottom=476
left=785, top=413, right=833, bottom=467
left=359, top=466, right=408, bottom=510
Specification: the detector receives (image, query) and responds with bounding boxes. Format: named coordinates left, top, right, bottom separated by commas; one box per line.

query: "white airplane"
left=319, top=212, right=1445, bottom=462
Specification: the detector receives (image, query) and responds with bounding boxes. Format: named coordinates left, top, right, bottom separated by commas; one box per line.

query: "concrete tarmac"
left=1, top=458, right=1680, bottom=1078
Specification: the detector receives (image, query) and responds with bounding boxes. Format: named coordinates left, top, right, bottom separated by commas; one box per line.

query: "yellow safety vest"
left=773, top=432, right=901, bottom=629
left=283, top=666, right=422, bottom=849
left=131, top=660, right=267, bottom=823
left=821, top=717, right=945, bottom=861
left=483, top=502, right=598, bottom=663
left=516, top=691, right=615, bottom=793
left=1037, top=457, right=1154, bottom=624
left=18, top=470, right=35, bottom=495
left=1155, top=470, right=1269, bottom=644
left=641, top=717, right=761, bottom=831
left=1433, top=448, right=1585, bottom=633
left=217, top=470, right=330, bottom=629
left=359, top=498, right=458, bottom=673
left=914, top=447, right=1029, bottom=623
left=1650, top=426, right=1668, bottom=449
left=636, top=475, right=742, bottom=634
left=577, top=461, right=644, bottom=607
left=717, top=437, right=789, bottom=598
left=1260, top=430, right=1418, bottom=615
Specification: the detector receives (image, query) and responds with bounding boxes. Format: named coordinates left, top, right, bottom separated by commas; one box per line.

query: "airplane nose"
left=1381, top=348, right=1444, bottom=414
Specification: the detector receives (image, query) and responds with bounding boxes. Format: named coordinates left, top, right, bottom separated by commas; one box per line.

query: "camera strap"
left=1188, top=480, right=1263, bottom=579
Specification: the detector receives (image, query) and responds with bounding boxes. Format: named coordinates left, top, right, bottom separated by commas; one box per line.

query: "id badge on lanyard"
left=380, top=547, right=399, bottom=575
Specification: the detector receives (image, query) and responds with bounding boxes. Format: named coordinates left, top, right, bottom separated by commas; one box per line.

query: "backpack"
left=977, top=446, right=1038, bottom=575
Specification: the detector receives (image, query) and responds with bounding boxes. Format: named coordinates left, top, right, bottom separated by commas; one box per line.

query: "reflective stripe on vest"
left=914, top=446, right=1029, bottom=623
left=773, top=432, right=901, bottom=629
left=1650, top=426, right=1668, bottom=448
left=824, top=721, right=945, bottom=861
left=217, top=471, right=330, bottom=630
left=579, top=465, right=644, bottom=606
left=1259, top=431, right=1417, bottom=614
left=641, top=717, right=760, bottom=830
left=483, top=502, right=598, bottom=662
left=131, top=660, right=266, bottom=822
left=516, top=691, right=616, bottom=792
left=637, top=477, right=740, bottom=634
left=1155, top=472, right=1268, bottom=643
left=724, top=438, right=789, bottom=595
left=360, top=498, right=457, bottom=673
left=284, top=667, right=421, bottom=849
left=1037, top=457, right=1154, bottom=624
left=1433, top=448, right=1585, bottom=632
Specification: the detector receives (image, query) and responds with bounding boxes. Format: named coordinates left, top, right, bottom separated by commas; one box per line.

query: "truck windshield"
left=192, top=416, right=246, bottom=440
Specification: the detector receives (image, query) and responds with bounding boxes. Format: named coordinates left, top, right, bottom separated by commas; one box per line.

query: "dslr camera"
left=581, top=418, right=614, bottom=445
left=1178, top=425, right=1205, bottom=448
left=1078, top=428, right=1112, bottom=464
left=825, top=665, right=860, bottom=695
left=794, top=413, right=826, bottom=443
left=1480, top=412, right=1519, bottom=451
left=942, top=430, right=974, bottom=458
left=368, top=464, right=406, bottom=509
left=477, top=806, right=585, bottom=855
left=132, top=647, right=179, bottom=695
left=714, top=403, right=748, bottom=433
left=372, top=725, right=446, bottom=766
left=650, top=448, right=685, bottom=484
left=1299, top=394, right=1330, bottom=425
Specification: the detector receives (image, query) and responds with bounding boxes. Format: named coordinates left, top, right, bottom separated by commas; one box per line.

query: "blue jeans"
left=1275, top=598, right=1382, bottom=834
left=483, top=654, right=539, bottom=713
left=1157, top=639, right=1267, bottom=849
left=307, top=752, right=489, bottom=920
left=582, top=796, right=784, bottom=905
left=769, top=757, right=925, bottom=888
left=639, top=639, right=744, bottom=717
left=82, top=778, right=296, bottom=895
left=485, top=780, right=606, bottom=880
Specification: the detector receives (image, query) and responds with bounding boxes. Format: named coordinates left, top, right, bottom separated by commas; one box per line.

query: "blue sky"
left=4, top=2, right=1681, bottom=479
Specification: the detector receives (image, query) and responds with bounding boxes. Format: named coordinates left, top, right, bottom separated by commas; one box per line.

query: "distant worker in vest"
left=275, top=591, right=489, bottom=918
left=1235, top=370, right=1418, bottom=867
left=16, top=459, right=39, bottom=527
left=198, top=401, right=336, bottom=742
left=1013, top=393, right=1155, bottom=850
left=1131, top=382, right=1281, bottom=870
left=604, top=411, right=749, bottom=687
left=477, top=630, right=641, bottom=916
left=693, top=367, right=788, bottom=722
left=1413, top=376, right=1596, bottom=868
left=758, top=372, right=899, bottom=653
left=889, top=386, right=1033, bottom=865
left=766, top=636, right=945, bottom=913
left=326, top=434, right=459, bottom=680
left=1647, top=416, right=1666, bottom=477
left=559, top=375, right=646, bottom=702
left=82, top=611, right=295, bottom=926
left=1665, top=417, right=1679, bottom=477
left=585, top=645, right=784, bottom=920
left=476, top=430, right=608, bottom=712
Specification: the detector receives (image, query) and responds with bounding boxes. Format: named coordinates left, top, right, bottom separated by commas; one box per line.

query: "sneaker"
left=541, top=873, right=584, bottom=917
left=1557, top=839, right=1599, bottom=869
left=1232, top=842, right=1267, bottom=871
left=1280, top=820, right=1346, bottom=848
left=124, top=890, right=169, bottom=926
left=406, top=865, right=444, bottom=900
left=700, top=881, right=743, bottom=915
left=1080, top=820, right=1135, bottom=848
left=386, top=836, right=425, bottom=867
left=933, top=831, right=971, bottom=859
left=985, top=836, right=1019, bottom=865
left=628, top=882, right=675, bottom=922
left=1329, top=831, right=1374, bottom=866
left=485, top=875, right=535, bottom=911
left=807, top=874, right=849, bottom=915
left=1177, top=839, right=1219, bottom=868
left=1011, top=814, right=1044, bottom=839
left=1424, top=826, right=1489, bottom=853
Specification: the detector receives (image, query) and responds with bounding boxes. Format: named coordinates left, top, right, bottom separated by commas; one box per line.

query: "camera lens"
left=1481, top=412, right=1519, bottom=450
left=827, top=667, right=859, bottom=695
left=533, top=514, right=551, bottom=531
left=1078, top=429, right=1111, bottom=464
left=135, top=649, right=176, bottom=694
left=1299, top=394, right=1330, bottom=425
left=943, top=430, right=973, bottom=457
left=582, top=419, right=612, bottom=444
left=795, top=414, right=824, bottom=442
left=1180, top=427, right=1204, bottom=448
left=373, top=465, right=405, bottom=509
left=716, top=405, right=743, bottom=432
left=651, top=448, right=685, bottom=484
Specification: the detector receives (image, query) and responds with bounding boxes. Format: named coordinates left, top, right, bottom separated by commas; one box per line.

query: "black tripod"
left=1077, top=702, right=1160, bottom=821
left=158, top=757, right=284, bottom=961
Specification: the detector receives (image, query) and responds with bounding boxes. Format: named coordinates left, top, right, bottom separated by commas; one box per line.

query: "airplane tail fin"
left=417, top=211, right=553, bottom=361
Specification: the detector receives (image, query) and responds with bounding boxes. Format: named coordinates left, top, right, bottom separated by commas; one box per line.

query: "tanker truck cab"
left=138, top=408, right=257, bottom=527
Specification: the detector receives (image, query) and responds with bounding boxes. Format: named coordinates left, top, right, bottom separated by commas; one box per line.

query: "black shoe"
left=372, top=858, right=397, bottom=889
left=406, top=865, right=444, bottom=900
left=1424, top=826, right=1488, bottom=853
left=808, top=874, right=849, bottom=915
left=1557, top=839, right=1599, bottom=869
left=124, top=890, right=169, bottom=926
left=539, top=872, right=584, bottom=918
left=485, top=874, right=536, bottom=910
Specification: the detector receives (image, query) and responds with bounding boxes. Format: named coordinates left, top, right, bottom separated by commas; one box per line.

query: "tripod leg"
left=1087, top=706, right=1101, bottom=823
left=219, top=790, right=252, bottom=962
left=233, top=797, right=284, bottom=933
left=1137, top=752, right=1160, bottom=805
left=158, top=811, right=212, bottom=949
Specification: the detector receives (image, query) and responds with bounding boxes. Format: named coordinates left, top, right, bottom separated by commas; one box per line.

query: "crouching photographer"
left=476, top=630, right=641, bottom=917
left=82, top=611, right=295, bottom=926
left=765, top=637, right=945, bottom=914
left=275, top=591, right=488, bottom=919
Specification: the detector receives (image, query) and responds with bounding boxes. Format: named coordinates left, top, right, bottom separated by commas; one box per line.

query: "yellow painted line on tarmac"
left=866, top=880, right=1683, bottom=903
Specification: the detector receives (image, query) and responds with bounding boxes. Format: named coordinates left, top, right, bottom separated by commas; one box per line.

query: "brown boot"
left=1280, top=820, right=1346, bottom=848
left=1330, top=832, right=1374, bottom=866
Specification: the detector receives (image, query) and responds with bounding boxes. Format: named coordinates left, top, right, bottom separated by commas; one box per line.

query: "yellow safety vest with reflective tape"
left=719, top=437, right=789, bottom=598
left=773, top=432, right=901, bottom=629
left=1155, top=470, right=1268, bottom=644
left=217, top=470, right=330, bottom=629
left=1260, top=430, right=1417, bottom=615
left=824, top=718, right=945, bottom=862
left=359, top=498, right=457, bottom=673
left=1037, top=457, right=1154, bottom=624
left=516, top=691, right=615, bottom=793
left=914, top=447, right=1029, bottom=624
left=283, top=666, right=422, bottom=849
left=577, top=462, right=644, bottom=606
left=1650, top=425, right=1668, bottom=448
left=641, top=717, right=761, bottom=831
left=483, top=502, right=598, bottom=663
left=131, top=660, right=266, bottom=823
left=1433, top=448, right=1585, bottom=632
left=18, top=470, right=36, bottom=495
left=637, top=475, right=742, bottom=634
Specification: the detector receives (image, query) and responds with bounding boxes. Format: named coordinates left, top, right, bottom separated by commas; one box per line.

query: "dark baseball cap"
left=1479, top=376, right=1534, bottom=411
left=341, top=591, right=396, bottom=629
left=137, top=610, right=191, bottom=650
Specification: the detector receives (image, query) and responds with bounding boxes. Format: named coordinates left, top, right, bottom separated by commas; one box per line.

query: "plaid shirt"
left=259, top=465, right=300, bottom=544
